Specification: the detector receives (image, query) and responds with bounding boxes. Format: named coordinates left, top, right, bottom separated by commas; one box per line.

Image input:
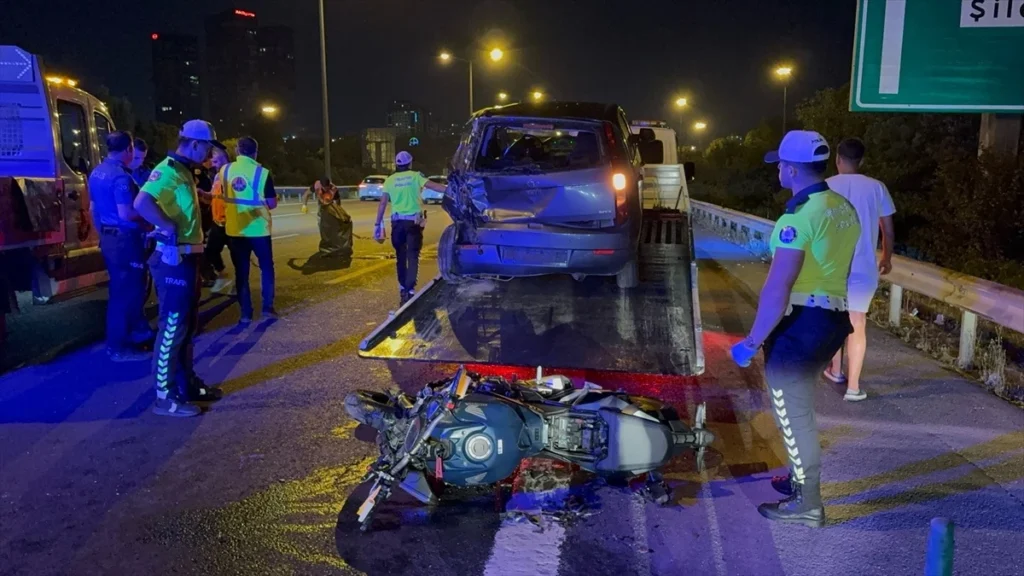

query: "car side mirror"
left=683, top=161, right=696, bottom=181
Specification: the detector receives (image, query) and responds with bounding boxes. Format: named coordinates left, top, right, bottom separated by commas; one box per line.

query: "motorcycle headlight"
left=464, top=433, right=494, bottom=462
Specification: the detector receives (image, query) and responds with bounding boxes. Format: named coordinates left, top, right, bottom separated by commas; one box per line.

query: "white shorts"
left=847, top=276, right=879, bottom=313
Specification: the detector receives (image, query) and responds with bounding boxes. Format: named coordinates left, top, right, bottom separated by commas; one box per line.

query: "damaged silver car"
left=438, top=102, right=644, bottom=288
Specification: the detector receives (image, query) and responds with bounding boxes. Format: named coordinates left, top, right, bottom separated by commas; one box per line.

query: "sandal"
left=823, top=369, right=847, bottom=384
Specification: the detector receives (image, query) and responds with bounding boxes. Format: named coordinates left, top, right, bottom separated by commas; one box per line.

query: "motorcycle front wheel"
left=344, top=390, right=398, bottom=431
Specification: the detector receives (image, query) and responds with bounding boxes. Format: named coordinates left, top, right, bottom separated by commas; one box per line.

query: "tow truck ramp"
left=359, top=210, right=705, bottom=376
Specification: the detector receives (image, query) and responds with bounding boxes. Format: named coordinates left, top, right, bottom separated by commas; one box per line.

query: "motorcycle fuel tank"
left=433, top=392, right=544, bottom=486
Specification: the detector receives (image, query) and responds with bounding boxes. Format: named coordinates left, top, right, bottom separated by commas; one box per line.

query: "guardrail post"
left=889, top=284, right=903, bottom=327
left=924, top=517, right=954, bottom=576
left=958, top=311, right=978, bottom=369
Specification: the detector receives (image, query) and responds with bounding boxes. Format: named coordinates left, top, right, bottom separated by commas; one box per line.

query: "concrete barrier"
left=276, top=186, right=360, bottom=202
left=692, top=199, right=1024, bottom=369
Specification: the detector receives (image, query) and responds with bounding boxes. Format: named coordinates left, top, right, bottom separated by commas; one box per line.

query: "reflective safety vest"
left=220, top=156, right=271, bottom=237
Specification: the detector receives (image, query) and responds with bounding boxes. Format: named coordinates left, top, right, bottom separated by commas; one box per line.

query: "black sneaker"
left=186, top=385, right=223, bottom=402
left=399, top=291, right=411, bottom=306
left=757, top=484, right=825, bottom=528
left=153, top=397, right=201, bottom=417
left=237, top=315, right=253, bottom=328
left=262, top=308, right=279, bottom=320
left=770, top=474, right=794, bottom=496
left=108, top=348, right=151, bottom=363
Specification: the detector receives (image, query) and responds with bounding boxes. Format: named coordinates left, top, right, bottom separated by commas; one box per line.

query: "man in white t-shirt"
left=824, top=138, right=896, bottom=401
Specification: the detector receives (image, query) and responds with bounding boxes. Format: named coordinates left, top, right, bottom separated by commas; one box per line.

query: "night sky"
left=2, top=0, right=858, bottom=138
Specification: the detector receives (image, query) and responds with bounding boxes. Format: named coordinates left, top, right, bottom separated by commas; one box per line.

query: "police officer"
left=89, top=131, right=153, bottom=362
left=730, top=130, right=861, bottom=527
left=133, top=120, right=224, bottom=418
left=129, top=137, right=152, bottom=186
left=220, top=137, right=278, bottom=325
left=374, top=151, right=446, bottom=304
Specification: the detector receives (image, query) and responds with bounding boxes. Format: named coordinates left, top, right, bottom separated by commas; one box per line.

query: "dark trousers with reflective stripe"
left=149, top=252, right=200, bottom=400
left=391, top=219, right=423, bottom=293
left=763, top=305, right=851, bottom=505
left=100, top=229, right=150, bottom=353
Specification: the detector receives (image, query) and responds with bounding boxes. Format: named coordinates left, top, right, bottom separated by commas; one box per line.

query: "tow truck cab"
left=0, top=45, right=111, bottom=302
left=629, top=120, right=695, bottom=212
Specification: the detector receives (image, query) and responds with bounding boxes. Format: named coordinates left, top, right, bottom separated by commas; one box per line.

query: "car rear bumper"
left=455, top=222, right=635, bottom=277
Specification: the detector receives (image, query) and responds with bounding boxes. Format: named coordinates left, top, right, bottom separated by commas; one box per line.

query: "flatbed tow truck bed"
left=358, top=209, right=705, bottom=376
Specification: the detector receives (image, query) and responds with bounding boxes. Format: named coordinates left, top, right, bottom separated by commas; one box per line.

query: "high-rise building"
left=204, top=8, right=260, bottom=134
left=150, top=33, right=202, bottom=125
left=386, top=100, right=432, bottom=136
left=257, top=25, right=296, bottom=114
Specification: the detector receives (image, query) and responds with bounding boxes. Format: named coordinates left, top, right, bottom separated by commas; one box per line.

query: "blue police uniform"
left=88, top=157, right=152, bottom=357
left=132, top=165, right=152, bottom=188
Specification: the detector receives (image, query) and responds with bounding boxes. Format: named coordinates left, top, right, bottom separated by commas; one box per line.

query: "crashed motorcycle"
left=344, top=366, right=714, bottom=531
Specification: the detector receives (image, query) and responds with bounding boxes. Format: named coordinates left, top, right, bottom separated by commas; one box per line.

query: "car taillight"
left=604, top=123, right=630, bottom=226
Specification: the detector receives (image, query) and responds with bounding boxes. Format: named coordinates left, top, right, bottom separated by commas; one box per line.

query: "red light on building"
left=151, top=33, right=159, bottom=40
left=234, top=9, right=256, bottom=17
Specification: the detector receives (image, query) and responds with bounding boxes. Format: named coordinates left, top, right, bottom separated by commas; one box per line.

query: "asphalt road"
left=0, top=213, right=1021, bottom=576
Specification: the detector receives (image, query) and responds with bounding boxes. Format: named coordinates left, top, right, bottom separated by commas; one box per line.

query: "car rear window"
left=473, top=120, right=608, bottom=173
left=363, top=177, right=385, bottom=184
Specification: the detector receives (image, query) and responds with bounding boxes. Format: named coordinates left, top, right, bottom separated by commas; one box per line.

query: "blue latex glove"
left=731, top=338, right=759, bottom=368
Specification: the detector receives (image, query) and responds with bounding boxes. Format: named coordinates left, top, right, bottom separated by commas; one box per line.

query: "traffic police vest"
left=220, top=156, right=271, bottom=237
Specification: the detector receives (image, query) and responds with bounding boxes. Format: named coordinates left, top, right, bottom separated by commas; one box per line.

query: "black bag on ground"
left=319, top=203, right=353, bottom=260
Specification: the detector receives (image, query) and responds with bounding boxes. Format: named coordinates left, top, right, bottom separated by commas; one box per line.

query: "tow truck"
left=358, top=108, right=705, bottom=377
left=1, top=45, right=110, bottom=307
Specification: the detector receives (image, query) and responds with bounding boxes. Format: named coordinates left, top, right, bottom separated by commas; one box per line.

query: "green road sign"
left=850, top=0, right=1024, bottom=112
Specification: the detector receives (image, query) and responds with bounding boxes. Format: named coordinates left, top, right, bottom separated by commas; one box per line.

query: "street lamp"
left=318, top=0, right=331, bottom=181
left=694, top=121, right=707, bottom=130
left=531, top=90, right=544, bottom=102
left=497, top=92, right=509, bottom=103
left=439, top=48, right=505, bottom=116
left=260, top=104, right=279, bottom=118
left=674, top=96, right=688, bottom=138
left=774, top=65, right=794, bottom=133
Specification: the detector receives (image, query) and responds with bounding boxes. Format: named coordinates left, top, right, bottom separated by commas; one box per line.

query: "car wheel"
left=616, top=258, right=639, bottom=289
left=438, top=224, right=464, bottom=284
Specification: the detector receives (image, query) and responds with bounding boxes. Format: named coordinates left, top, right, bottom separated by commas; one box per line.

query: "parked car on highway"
left=421, top=175, right=447, bottom=204
left=439, top=101, right=645, bottom=288
left=358, top=175, right=387, bottom=201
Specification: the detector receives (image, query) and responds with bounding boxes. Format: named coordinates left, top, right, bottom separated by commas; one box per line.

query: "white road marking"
left=324, top=260, right=395, bottom=285
left=483, top=519, right=565, bottom=576
left=272, top=213, right=307, bottom=219
left=271, top=233, right=299, bottom=240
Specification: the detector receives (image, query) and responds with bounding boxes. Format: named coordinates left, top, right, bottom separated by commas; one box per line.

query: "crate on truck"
left=0, top=45, right=111, bottom=303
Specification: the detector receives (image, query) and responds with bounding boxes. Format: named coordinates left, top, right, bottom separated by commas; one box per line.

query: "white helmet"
left=395, top=151, right=413, bottom=166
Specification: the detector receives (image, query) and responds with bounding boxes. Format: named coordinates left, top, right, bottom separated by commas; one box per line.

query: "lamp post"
left=531, top=90, right=544, bottom=102
left=497, top=92, right=509, bottom=103
left=774, top=65, right=794, bottom=133
left=440, top=48, right=504, bottom=116
left=318, top=0, right=331, bottom=180
left=674, top=96, right=688, bottom=148
left=693, top=121, right=707, bottom=149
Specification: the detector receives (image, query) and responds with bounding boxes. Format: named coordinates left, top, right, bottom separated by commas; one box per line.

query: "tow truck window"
left=56, top=100, right=90, bottom=174
left=94, top=113, right=112, bottom=157
left=474, top=122, right=607, bottom=173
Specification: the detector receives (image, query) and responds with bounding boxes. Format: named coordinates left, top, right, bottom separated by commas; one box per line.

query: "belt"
left=156, top=243, right=204, bottom=256
left=101, top=226, right=142, bottom=236
left=391, top=214, right=419, bottom=221
left=788, top=292, right=848, bottom=312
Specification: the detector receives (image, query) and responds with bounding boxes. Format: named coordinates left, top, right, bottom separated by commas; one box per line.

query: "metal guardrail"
left=691, top=199, right=1024, bottom=369
left=275, top=185, right=361, bottom=202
